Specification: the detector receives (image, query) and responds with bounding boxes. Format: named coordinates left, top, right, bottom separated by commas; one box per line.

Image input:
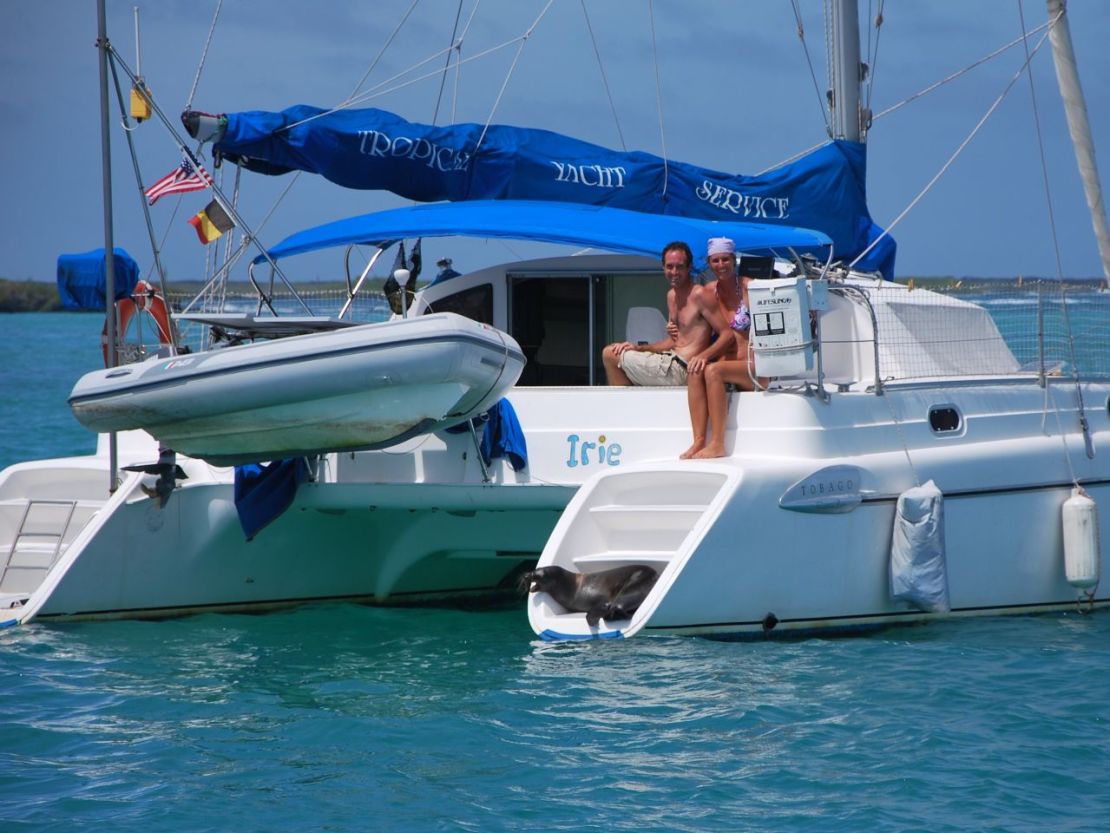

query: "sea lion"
left=521, top=564, right=659, bottom=626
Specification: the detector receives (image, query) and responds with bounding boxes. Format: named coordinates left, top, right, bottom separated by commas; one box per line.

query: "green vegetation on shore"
left=0, top=279, right=65, bottom=312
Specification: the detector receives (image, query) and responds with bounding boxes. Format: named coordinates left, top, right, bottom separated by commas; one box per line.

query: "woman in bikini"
left=680, top=237, right=766, bottom=460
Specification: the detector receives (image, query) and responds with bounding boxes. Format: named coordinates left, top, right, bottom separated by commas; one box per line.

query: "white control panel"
left=748, top=277, right=814, bottom=377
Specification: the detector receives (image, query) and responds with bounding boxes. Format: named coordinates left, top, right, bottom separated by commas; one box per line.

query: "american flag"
left=144, top=156, right=213, bottom=205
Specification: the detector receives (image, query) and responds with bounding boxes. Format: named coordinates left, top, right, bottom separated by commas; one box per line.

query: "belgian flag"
left=188, top=199, right=234, bottom=244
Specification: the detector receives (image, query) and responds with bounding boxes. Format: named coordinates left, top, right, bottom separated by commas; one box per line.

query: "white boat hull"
left=527, top=379, right=1110, bottom=640
left=0, top=433, right=570, bottom=624
left=4, top=377, right=1109, bottom=631
left=68, top=313, right=525, bottom=465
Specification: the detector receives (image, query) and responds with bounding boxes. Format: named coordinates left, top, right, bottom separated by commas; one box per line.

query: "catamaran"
left=1, top=0, right=1106, bottom=637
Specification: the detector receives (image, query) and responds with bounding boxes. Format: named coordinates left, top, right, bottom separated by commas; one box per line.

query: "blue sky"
left=3, top=0, right=1109, bottom=284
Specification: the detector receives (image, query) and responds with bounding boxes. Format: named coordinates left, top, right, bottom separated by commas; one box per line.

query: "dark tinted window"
left=427, top=284, right=493, bottom=325
left=510, top=276, right=606, bottom=386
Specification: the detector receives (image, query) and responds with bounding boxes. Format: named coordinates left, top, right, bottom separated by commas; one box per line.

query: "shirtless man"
left=602, top=241, right=731, bottom=387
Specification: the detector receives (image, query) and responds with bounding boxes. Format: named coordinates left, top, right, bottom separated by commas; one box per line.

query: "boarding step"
left=572, top=550, right=676, bottom=571
left=587, top=504, right=707, bottom=522
left=529, top=465, right=741, bottom=640
left=555, top=470, right=730, bottom=558
left=0, top=499, right=102, bottom=595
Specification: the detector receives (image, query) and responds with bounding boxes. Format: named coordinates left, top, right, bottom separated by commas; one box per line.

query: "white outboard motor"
left=1062, top=487, right=1100, bottom=595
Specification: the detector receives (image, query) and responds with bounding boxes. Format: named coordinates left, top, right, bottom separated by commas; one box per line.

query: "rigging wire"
left=185, top=0, right=222, bottom=111
left=824, top=0, right=835, bottom=130
left=432, top=0, right=465, bottom=125
left=282, top=37, right=517, bottom=130
left=863, top=0, right=885, bottom=117
left=848, top=27, right=1054, bottom=270
left=871, top=20, right=1050, bottom=122
left=648, top=0, right=669, bottom=201
left=106, top=51, right=178, bottom=351
left=122, top=1, right=221, bottom=310
left=347, top=0, right=422, bottom=102
left=109, top=46, right=305, bottom=311
left=177, top=172, right=302, bottom=317
left=215, top=163, right=243, bottom=310
left=473, top=0, right=555, bottom=154
left=865, top=0, right=873, bottom=86
left=758, top=18, right=1054, bottom=175
left=790, top=0, right=832, bottom=136
left=580, top=0, right=627, bottom=152
left=450, top=1, right=484, bottom=123
left=107, top=55, right=165, bottom=285
left=1019, top=4, right=1066, bottom=283
left=196, top=0, right=426, bottom=301
left=1018, top=0, right=1093, bottom=468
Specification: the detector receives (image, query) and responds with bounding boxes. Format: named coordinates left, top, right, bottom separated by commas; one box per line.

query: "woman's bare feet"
left=679, top=439, right=706, bottom=460
left=692, top=443, right=726, bottom=459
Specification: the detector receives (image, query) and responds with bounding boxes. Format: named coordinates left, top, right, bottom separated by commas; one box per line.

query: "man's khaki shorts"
left=619, top=349, right=688, bottom=386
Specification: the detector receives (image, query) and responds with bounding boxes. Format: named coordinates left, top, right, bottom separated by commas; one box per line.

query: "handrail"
left=340, top=245, right=390, bottom=320
left=828, top=283, right=883, bottom=395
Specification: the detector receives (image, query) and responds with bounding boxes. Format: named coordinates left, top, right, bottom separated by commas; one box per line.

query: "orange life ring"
left=102, top=280, right=175, bottom=366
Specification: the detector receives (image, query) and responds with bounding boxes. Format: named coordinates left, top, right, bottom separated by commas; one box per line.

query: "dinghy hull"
left=68, top=313, right=525, bottom=465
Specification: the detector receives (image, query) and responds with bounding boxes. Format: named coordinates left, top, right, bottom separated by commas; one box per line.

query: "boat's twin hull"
left=6, top=379, right=1109, bottom=636
left=30, top=481, right=564, bottom=621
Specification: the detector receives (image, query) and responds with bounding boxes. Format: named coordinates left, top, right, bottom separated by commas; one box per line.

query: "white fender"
left=1062, top=487, right=1100, bottom=591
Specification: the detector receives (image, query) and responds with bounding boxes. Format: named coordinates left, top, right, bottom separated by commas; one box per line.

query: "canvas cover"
left=215, top=105, right=896, bottom=277
left=56, top=248, right=139, bottom=311
left=255, top=200, right=833, bottom=268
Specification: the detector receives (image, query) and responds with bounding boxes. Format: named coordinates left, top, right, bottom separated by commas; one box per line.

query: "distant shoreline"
left=2, top=275, right=1104, bottom=313
left=0, top=279, right=66, bottom=312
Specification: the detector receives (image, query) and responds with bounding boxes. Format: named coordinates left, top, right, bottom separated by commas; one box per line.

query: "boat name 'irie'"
left=565, top=433, right=623, bottom=468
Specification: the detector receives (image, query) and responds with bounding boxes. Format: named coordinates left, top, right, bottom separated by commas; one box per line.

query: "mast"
left=1046, top=0, right=1110, bottom=282
left=97, top=0, right=119, bottom=490
left=829, top=0, right=863, bottom=142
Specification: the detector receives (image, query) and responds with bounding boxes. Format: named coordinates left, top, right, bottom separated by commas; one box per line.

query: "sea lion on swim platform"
left=521, top=564, right=659, bottom=626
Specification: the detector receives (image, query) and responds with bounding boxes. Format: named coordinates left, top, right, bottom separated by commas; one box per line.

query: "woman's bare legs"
left=681, top=365, right=709, bottom=458
left=693, top=360, right=762, bottom=459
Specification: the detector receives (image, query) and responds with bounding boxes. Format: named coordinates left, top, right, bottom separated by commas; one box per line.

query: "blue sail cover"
left=56, top=248, right=140, bottom=310
left=216, top=106, right=895, bottom=277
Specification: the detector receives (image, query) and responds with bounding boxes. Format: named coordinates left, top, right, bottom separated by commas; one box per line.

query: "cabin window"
left=426, top=283, right=493, bottom=325
left=509, top=276, right=608, bottom=386
left=928, top=405, right=962, bottom=433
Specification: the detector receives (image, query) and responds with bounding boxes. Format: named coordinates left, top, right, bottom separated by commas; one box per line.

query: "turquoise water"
left=0, top=313, right=101, bottom=469
left=3, top=610, right=1109, bottom=832
left=3, top=312, right=1110, bottom=832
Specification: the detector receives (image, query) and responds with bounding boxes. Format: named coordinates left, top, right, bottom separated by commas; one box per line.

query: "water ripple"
left=3, top=604, right=1110, bottom=831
